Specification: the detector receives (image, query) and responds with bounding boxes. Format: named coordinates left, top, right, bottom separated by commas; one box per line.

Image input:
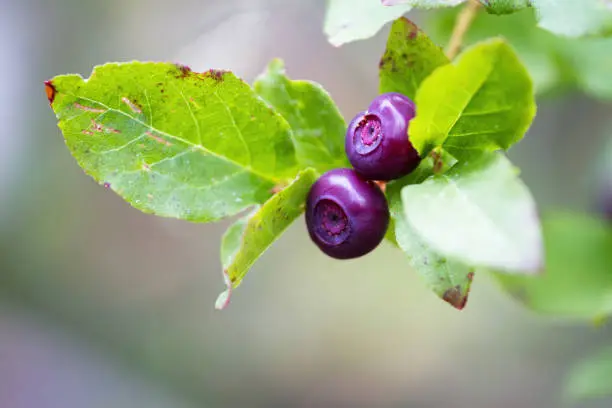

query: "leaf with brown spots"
left=216, top=168, right=317, bottom=309
left=386, top=158, right=475, bottom=310
left=45, top=62, right=298, bottom=222
left=379, top=17, right=449, bottom=100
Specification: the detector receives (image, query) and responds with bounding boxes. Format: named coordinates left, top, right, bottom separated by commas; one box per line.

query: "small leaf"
left=479, top=0, right=530, bottom=15
left=379, top=17, right=450, bottom=99
left=532, top=0, right=612, bottom=38
left=567, top=346, right=612, bottom=400
left=382, top=0, right=466, bottom=7
left=495, top=212, right=612, bottom=318
left=254, top=59, right=349, bottom=173
left=388, top=159, right=474, bottom=310
left=409, top=39, right=536, bottom=158
left=324, top=0, right=412, bottom=46
left=402, top=152, right=543, bottom=273
left=47, top=62, right=298, bottom=222
left=216, top=168, right=318, bottom=309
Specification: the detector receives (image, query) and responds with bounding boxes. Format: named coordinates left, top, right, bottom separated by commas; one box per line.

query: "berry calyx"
left=346, top=92, right=421, bottom=181
left=305, top=168, right=389, bottom=259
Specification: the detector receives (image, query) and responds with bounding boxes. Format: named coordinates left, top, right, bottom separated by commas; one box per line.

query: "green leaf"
left=409, top=39, right=536, bottom=158
left=47, top=62, right=298, bottom=222
left=253, top=59, right=349, bottom=173
left=479, top=0, right=530, bottom=15
left=324, top=0, right=412, bottom=46
left=402, top=152, right=543, bottom=273
left=388, top=158, right=474, bottom=310
left=532, top=0, right=612, bottom=38
left=379, top=17, right=450, bottom=99
left=382, top=0, right=466, bottom=7
left=215, top=168, right=317, bottom=309
left=567, top=346, right=612, bottom=400
left=494, top=212, right=612, bottom=318
left=426, top=8, right=565, bottom=95
left=427, top=7, right=612, bottom=99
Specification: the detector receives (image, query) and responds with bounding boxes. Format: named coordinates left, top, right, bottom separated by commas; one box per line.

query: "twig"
left=445, top=0, right=482, bottom=60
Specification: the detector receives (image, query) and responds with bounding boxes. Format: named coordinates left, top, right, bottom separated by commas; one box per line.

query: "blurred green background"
left=1, top=0, right=611, bottom=407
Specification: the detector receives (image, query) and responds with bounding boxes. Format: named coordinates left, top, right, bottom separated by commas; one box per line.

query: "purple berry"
left=346, top=92, right=421, bottom=181
left=305, top=168, right=389, bottom=259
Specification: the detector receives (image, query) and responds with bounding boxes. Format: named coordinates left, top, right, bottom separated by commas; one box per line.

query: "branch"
left=445, top=0, right=482, bottom=60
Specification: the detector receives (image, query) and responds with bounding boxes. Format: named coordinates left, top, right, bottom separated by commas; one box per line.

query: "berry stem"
left=445, top=0, right=482, bottom=60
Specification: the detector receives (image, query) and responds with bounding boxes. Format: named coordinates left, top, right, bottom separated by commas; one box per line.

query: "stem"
left=445, top=0, right=482, bottom=60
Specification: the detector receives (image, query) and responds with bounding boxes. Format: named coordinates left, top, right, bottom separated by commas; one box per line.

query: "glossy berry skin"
left=305, top=168, right=389, bottom=259
left=346, top=92, right=420, bottom=181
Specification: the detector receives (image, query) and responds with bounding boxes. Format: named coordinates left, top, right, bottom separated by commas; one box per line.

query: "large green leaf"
left=324, top=0, right=412, bottom=46
left=408, top=39, right=536, bottom=158
left=47, top=62, right=298, bottom=222
left=566, top=346, right=612, bottom=400
left=495, top=212, right=612, bottom=318
left=379, top=17, right=449, bottom=99
left=533, top=0, right=612, bottom=38
left=388, top=158, right=474, bottom=310
left=402, top=152, right=543, bottom=273
left=215, top=168, right=317, bottom=309
left=253, top=59, right=349, bottom=173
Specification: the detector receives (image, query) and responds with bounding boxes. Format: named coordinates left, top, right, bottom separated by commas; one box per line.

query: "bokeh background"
left=1, top=0, right=611, bottom=407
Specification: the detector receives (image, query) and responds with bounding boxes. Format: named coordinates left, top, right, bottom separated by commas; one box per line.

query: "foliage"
left=45, top=1, right=612, bottom=400
left=47, top=15, right=544, bottom=310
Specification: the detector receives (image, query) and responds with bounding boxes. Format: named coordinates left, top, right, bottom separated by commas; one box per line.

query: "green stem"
left=445, top=0, right=482, bottom=60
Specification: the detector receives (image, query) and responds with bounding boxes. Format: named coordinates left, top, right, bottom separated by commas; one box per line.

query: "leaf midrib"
left=66, top=93, right=283, bottom=184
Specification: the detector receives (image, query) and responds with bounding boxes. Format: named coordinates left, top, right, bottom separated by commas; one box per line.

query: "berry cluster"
left=305, top=93, right=421, bottom=259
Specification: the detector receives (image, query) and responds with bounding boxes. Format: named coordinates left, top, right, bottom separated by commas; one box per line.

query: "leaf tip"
left=214, top=270, right=233, bottom=311
left=442, top=271, right=474, bottom=310
left=396, top=16, right=419, bottom=39
left=44, top=80, right=56, bottom=105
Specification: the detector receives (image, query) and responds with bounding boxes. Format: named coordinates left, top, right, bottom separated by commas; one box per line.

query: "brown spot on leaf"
left=467, top=271, right=474, bottom=281
left=270, top=182, right=288, bottom=194
left=91, top=119, right=120, bottom=134
left=175, top=64, right=192, bottom=78
left=399, top=17, right=419, bottom=40
left=75, top=103, right=105, bottom=113
left=142, top=163, right=151, bottom=171
left=204, top=69, right=228, bottom=82
left=443, top=285, right=468, bottom=310
left=121, top=97, right=142, bottom=113
left=379, top=56, right=389, bottom=70
left=81, top=130, right=94, bottom=136
left=44, top=80, right=56, bottom=104
left=145, top=131, right=172, bottom=146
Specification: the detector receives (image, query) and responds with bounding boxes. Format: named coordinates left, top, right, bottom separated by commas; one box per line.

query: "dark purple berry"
left=346, top=92, right=421, bottom=181
left=305, top=168, right=389, bottom=259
